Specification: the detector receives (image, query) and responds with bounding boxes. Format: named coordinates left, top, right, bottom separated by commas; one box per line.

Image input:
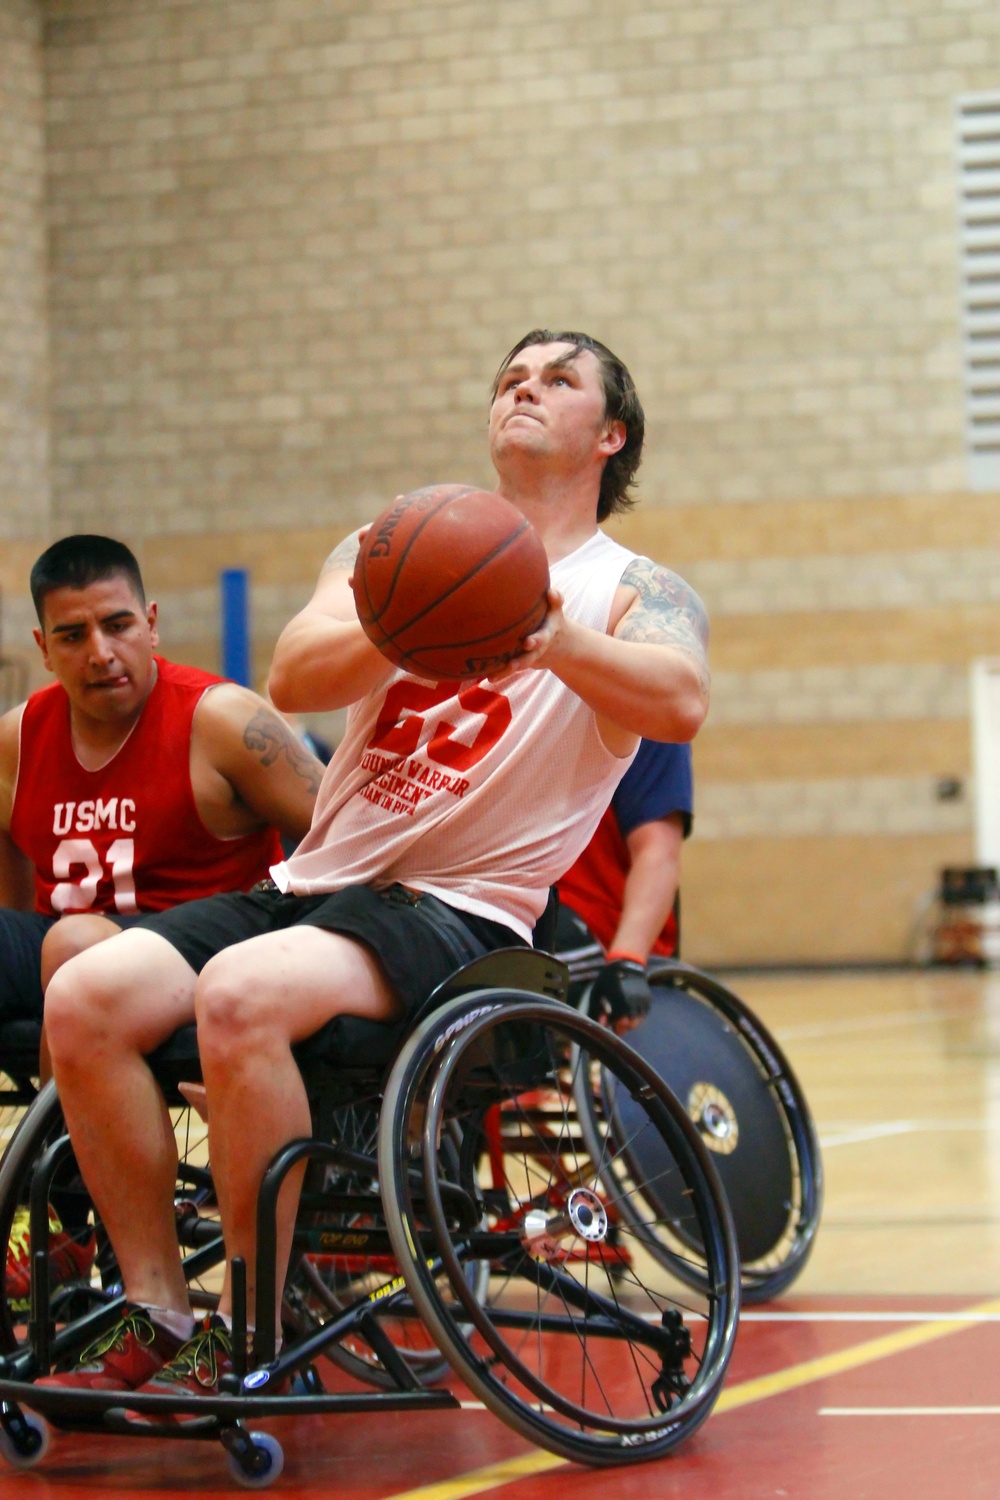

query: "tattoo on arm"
left=243, top=710, right=323, bottom=794
left=616, top=558, right=710, bottom=693
left=320, top=533, right=361, bottom=576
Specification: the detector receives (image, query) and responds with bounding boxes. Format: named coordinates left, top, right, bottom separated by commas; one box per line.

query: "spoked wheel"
left=380, top=992, right=740, bottom=1467
left=577, top=961, right=822, bottom=1303
left=284, top=1100, right=456, bottom=1389
left=0, top=1080, right=223, bottom=1364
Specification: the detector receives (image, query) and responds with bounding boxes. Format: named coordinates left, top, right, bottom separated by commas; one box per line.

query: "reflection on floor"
left=739, top=967, right=1000, bottom=1294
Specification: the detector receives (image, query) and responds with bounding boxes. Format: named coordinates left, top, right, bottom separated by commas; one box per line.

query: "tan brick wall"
left=0, top=0, right=48, bottom=543
left=39, top=0, right=1000, bottom=537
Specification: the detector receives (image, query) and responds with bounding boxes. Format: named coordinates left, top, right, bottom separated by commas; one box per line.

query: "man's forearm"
left=268, top=613, right=394, bottom=714
left=547, top=620, right=708, bottom=742
left=607, top=817, right=686, bottom=960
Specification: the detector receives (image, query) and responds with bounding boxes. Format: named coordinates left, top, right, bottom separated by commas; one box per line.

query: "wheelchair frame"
left=0, top=949, right=741, bottom=1485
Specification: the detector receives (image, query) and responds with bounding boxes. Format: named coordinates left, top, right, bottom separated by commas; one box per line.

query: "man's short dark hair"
left=30, top=535, right=146, bottom=624
left=491, top=329, right=645, bottom=522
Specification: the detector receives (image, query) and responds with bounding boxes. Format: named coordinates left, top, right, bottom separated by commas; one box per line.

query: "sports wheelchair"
left=0, top=943, right=741, bottom=1485
left=558, top=912, right=823, bottom=1302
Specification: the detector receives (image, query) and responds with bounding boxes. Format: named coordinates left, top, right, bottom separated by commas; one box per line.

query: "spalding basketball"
left=352, top=484, right=550, bottom=680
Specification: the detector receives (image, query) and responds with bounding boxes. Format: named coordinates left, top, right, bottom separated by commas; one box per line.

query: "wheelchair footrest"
left=0, top=1377, right=460, bottom=1428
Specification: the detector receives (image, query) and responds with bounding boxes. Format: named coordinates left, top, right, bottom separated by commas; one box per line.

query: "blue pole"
left=220, top=567, right=251, bottom=686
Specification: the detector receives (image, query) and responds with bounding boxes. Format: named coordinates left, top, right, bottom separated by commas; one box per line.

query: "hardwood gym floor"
left=5, top=967, right=1000, bottom=1499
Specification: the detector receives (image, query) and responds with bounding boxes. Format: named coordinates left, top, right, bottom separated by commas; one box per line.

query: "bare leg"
left=39, top=914, right=123, bottom=1084
left=45, top=930, right=200, bottom=1316
left=194, top=927, right=399, bottom=1329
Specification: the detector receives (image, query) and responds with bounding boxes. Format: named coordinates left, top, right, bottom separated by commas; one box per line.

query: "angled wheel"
left=380, top=992, right=740, bottom=1466
left=578, top=960, right=822, bottom=1303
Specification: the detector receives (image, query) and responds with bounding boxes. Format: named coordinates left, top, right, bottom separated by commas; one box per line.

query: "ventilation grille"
left=957, top=93, right=1000, bottom=489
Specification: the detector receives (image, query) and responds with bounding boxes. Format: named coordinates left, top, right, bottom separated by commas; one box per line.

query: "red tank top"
left=11, top=658, right=282, bottom=916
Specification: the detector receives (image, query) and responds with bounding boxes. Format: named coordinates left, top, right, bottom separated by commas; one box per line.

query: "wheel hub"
left=520, top=1187, right=609, bottom=1261
left=687, top=1082, right=739, bottom=1155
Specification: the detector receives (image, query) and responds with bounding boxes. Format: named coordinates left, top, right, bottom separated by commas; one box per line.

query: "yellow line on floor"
left=714, top=1296, right=1000, bottom=1412
left=380, top=1296, right=1000, bottom=1500
left=381, top=1452, right=567, bottom=1500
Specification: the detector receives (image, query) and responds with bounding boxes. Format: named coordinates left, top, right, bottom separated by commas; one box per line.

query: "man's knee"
left=195, top=953, right=274, bottom=1057
left=45, top=931, right=187, bottom=1065
left=44, top=947, right=120, bottom=1063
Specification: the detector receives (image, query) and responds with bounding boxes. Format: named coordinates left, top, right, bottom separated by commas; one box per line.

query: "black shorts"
left=136, top=882, right=524, bottom=1020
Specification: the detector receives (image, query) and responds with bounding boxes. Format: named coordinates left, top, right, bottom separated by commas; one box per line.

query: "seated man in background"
left=556, top=738, right=692, bottom=1025
left=0, top=533, right=323, bottom=1307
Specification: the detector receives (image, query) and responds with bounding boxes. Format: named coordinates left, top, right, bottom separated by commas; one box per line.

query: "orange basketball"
left=352, top=484, right=550, bottom=680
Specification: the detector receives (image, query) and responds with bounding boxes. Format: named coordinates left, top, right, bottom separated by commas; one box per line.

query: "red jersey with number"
left=10, top=658, right=282, bottom=917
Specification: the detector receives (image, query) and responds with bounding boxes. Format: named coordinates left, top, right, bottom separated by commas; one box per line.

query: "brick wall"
left=39, top=0, right=1000, bottom=538
left=0, top=0, right=48, bottom=546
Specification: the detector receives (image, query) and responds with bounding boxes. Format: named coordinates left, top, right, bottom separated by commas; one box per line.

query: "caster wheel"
left=0, top=1408, right=51, bottom=1469
left=227, top=1430, right=284, bottom=1489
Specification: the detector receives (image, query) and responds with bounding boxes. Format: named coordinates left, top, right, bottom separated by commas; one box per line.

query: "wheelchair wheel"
left=380, top=992, right=740, bottom=1467
left=578, top=960, right=822, bottom=1303
left=0, top=1080, right=222, bottom=1364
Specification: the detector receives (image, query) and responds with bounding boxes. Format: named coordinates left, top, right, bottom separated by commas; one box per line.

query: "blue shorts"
left=0, top=908, right=148, bottom=1024
left=0, top=910, right=56, bottom=1023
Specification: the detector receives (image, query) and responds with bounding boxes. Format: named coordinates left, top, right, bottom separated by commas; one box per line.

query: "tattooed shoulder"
left=320, top=532, right=362, bottom=576
left=616, top=556, right=710, bottom=658
left=243, top=708, right=323, bottom=794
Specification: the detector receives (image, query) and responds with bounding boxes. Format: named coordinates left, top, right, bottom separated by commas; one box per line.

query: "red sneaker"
left=127, top=1314, right=233, bottom=1421
left=6, top=1205, right=97, bottom=1316
left=35, top=1305, right=188, bottom=1391
left=130, top=1316, right=286, bottom=1423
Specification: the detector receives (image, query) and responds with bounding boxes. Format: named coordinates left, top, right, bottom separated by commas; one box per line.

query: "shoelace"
left=7, top=1207, right=31, bottom=1267
left=7, top=1205, right=69, bottom=1271
left=76, top=1307, right=157, bottom=1367
left=157, top=1320, right=232, bottom=1390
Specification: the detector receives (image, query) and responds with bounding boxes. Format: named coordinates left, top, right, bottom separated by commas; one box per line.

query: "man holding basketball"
left=40, top=330, right=711, bottom=1399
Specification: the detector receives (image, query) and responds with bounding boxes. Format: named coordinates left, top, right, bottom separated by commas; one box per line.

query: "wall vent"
left=957, top=92, right=1000, bottom=490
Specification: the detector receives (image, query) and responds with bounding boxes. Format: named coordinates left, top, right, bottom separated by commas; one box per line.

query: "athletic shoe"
left=34, top=1304, right=188, bottom=1391
left=6, top=1204, right=97, bottom=1315
left=130, top=1316, right=286, bottom=1422
left=127, top=1314, right=234, bottom=1419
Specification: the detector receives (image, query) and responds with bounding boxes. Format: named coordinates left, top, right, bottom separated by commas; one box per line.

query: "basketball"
left=352, top=484, right=550, bottom=680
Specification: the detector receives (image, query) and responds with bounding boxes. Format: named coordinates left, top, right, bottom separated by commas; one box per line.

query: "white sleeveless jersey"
left=273, top=529, right=641, bottom=941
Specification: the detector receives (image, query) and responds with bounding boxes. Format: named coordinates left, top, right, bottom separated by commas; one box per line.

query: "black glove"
left=590, top=957, right=653, bottom=1029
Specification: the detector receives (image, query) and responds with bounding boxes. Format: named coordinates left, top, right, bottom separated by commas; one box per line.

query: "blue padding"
left=220, top=567, right=251, bottom=686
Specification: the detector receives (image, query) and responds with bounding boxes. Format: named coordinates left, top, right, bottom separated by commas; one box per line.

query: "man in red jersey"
left=556, top=738, right=693, bottom=1024
left=0, top=533, right=323, bottom=1305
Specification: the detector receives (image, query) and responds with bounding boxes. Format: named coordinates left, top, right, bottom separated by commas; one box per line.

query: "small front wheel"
left=226, top=1430, right=284, bottom=1489
left=0, top=1406, right=51, bottom=1469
